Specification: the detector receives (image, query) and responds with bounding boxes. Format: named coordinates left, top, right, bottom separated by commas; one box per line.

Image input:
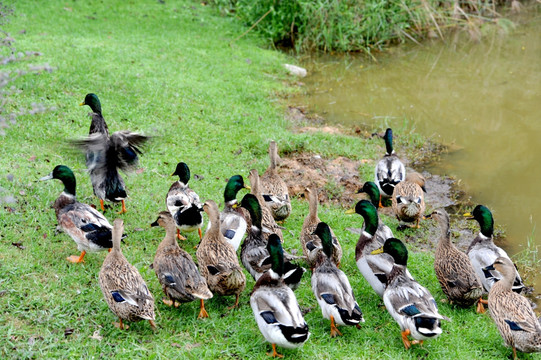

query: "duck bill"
left=371, top=246, right=384, bottom=255
left=150, top=220, right=159, bottom=227
left=345, top=208, right=355, bottom=214
left=483, top=263, right=495, bottom=271
left=244, top=185, right=251, bottom=190
left=463, top=212, right=474, bottom=220
left=79, top=101, right=85, bottom=106
left=39, top=173, right=53, bottom=181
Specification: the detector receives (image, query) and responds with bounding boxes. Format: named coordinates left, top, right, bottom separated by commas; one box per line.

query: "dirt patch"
left=275, top=150, right=475, bottom=252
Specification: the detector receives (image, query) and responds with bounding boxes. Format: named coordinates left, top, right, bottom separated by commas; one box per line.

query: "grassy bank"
left=0, top=1, right=537, bottom=359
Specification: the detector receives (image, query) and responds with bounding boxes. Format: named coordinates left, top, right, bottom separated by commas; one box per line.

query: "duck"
left=248, top=169, right=283, bottom=242
left=464, top=205, right=526, bottom=293
left=150, top=211, right=213, bottom=319
left=196, top=199, right=246, bottom=309
left=250, top=233, right=310, bottom=358
left=392, top=172, right=426, bottom=229
left=259, top=140, right=292, bottom=221
left=300, top=186, right=342, bottom=268
left=357, top=181, right=394, bottom=244
left=166, top=162, right=203, bottom=241
left=485, top=257, right=541, bottom=359
left=374, top=128, right=406, bottom=201
left=239, top=194, right=305, bottom=290
left=217, top=175, right=250, bottom=251
left=40, top=165, right=113, bottom=263
left=347, top=200, right=411, bottom=297
left=426, top=209, right=484, bottom=312
left=311, top=222, right=364, bottom=337
left=76, top=93, right=149, bottom=214
left=372, top=238, right=449, bottom=350
left=98, top=218, right=156, bottom=330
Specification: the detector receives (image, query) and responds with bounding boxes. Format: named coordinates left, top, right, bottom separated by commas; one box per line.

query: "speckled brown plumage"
left=196, top=200, right=246, bottom=308
left=151, top=211, right=212, bottom=316
left=429, top=209, right=483, bottom=309
left=99, top=219, right=155, bottom=329
left=488, top=257, right=541, bottom=359
left=260, top=140, right=291, bottom=221
left=392, top=172, right=426, bottom=228
left=300, top=187, right=341, bottom=268
left=249, top=169, right=283, bottom=242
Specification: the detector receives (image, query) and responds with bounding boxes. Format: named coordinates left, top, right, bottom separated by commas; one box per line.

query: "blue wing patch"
left=164, top=274, right=176, bottom=286
left=505, top=319, right=525, bottom=331
left=401, top=304, right=421, bottom=316
left=224, top=229, right=236, bottom=240
left=260, top=311, right=277, bottom=324
left=111, top=291, right=125, bottom=303
left=321, top=293, right=336, bottom=305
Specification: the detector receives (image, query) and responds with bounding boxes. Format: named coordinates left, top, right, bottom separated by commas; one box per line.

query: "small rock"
left=284, top=64, right=307, bottom=77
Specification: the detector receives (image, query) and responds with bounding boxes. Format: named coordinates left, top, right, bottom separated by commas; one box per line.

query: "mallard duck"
left=357, top=181, right=394, bottom=244
left=250, top=234, right=310, bottom=358
left=260, top=140, right=292, bottom=221
left=372, top=238, right=449, bottom=350
left=76, top=93, right=149, bottom=214
left=300, top=187, right=342, bottom=268
left=464, top=205, right=525, bottom=293
left=347, top=200, right=411, bottom=297
left=240, top=194, right=305, bottom=290
left=374, top=128, right=406, bottom=200
left=217, top=175, right=250, bottom=251
left=98, top=218, right=155, bottom=330
left=392, top=172, right=426, bottom=229
left=311, top=222, right=364, bottom=337
left=486, top=257, right=541, bottom=359
left=196, top=199, right=246, bottom=309
left=248, top=169, right=283, bottom=242
left=150, top=211, right=212, bottom=319
left=426, top=209, right=484, bottom=312
left=40, top=165, right=113, bottom=263
left=166, top=162, right=203, bottom=241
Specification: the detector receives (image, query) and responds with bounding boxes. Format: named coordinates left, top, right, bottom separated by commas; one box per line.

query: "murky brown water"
left=293, top=11, right=541, bottom=300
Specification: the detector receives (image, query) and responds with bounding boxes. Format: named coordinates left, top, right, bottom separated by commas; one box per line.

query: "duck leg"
left=176, top=229, right=186, bottom=241
left=148, top=320, right=157, bottom=330
left=267, top=343, right=283, bottom=358
left=197, top=299, right=209, bottom=319
left=67, top=250, right=86, bottom=263
left=330, top=315, right=343, bottom=337
left=476, top=298, right=487, bottom=313
left=100, top=199, right=105, bottom=212
left=117, top=200, right=127, bottom=214
left=198, top=227, right=202, bottom=240
left=114, top=318, right=129, bottom=330
left=401, top=329, right=412, bottom=350
left=228, top=294, right=240, bottom=309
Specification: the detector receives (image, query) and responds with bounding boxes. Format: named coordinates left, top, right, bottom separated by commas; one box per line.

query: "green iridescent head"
left=80, top=93, right=102, bottom=114
left=172, top=162, right=190, bottom=184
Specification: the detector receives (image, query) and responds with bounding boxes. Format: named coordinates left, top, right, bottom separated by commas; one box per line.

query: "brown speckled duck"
left=40, top=165, right=113, bottom=263
left=151, top=211, right=212, bottom=319
left=300, top=187, right=342, bottom=268
left=486, top=257, right=541, bottom=359
left=260, top=140, right=291, bottom=221
left=427, top=209, right=484, bottom=312
left=392, top=172, right=426, bottom=229
left=196, top=200, right=246, bottom=309
left=249, top=169, right=283, bottom=242
left=98, top=219, right=155, bottom=330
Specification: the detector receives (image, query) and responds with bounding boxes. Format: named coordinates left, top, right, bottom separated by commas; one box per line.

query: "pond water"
left=293, top=11, right=541, bottom=303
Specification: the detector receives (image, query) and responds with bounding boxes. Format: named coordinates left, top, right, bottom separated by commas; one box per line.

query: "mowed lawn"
left=0, top=0, right=535, bottom=359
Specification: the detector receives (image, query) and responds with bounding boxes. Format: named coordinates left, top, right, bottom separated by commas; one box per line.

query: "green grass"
left=0, top=0, right=539, bottom=359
